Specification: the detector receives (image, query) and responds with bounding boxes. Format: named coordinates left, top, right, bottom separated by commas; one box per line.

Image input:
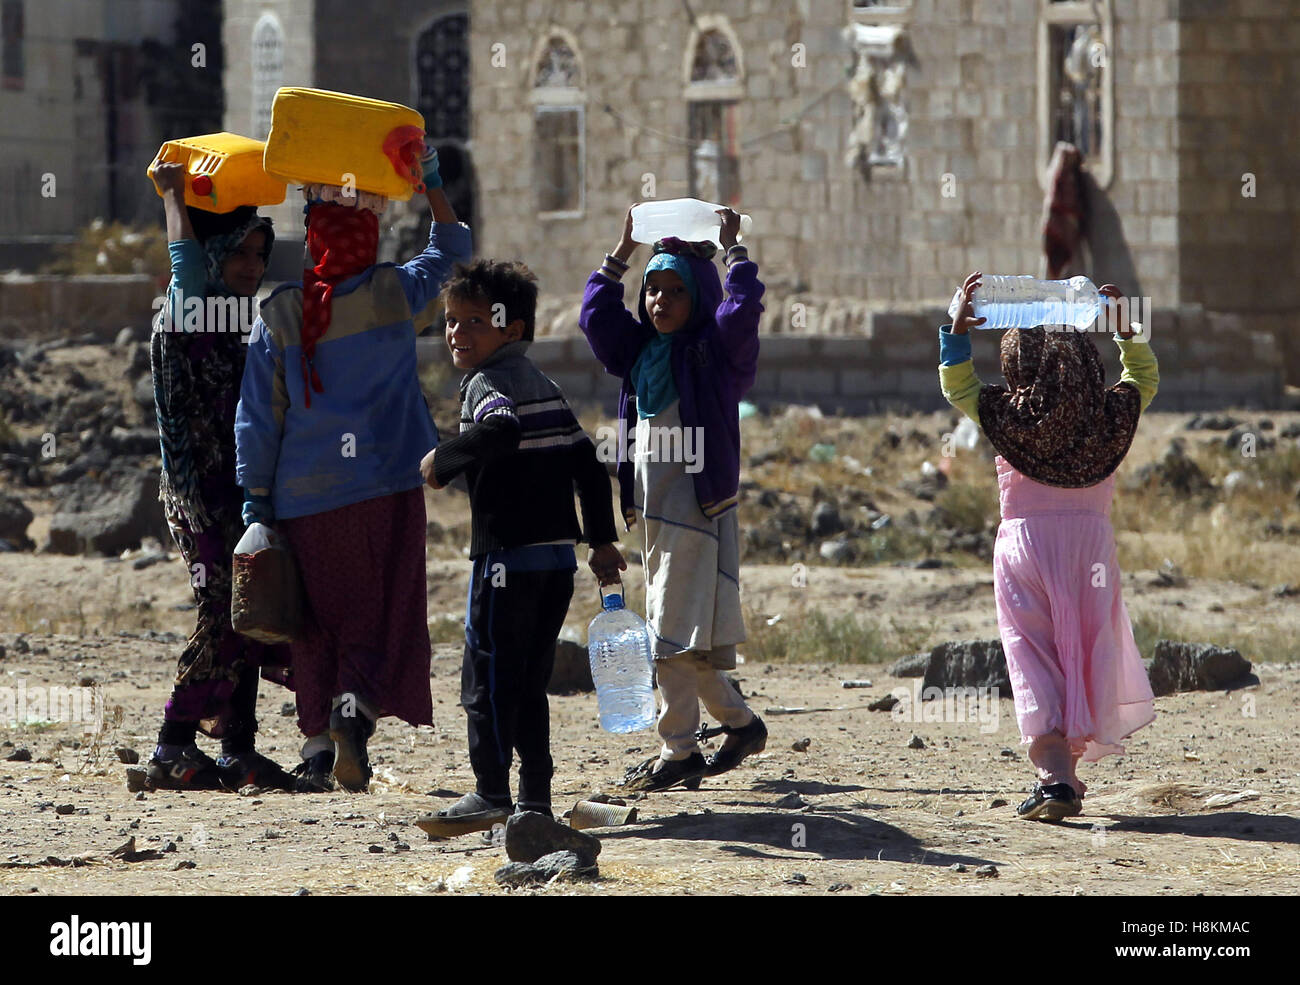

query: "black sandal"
left=619, top=752, right=706, bottom=792
left=416, top=792, right=513, bottom=839
left=701, top=716, right=768, bottom=777
left=291, top=751, right=336, bottom=793
left=1016, top=782, right=1083, bottom=822
left=217, top=751, right=296, bottom=792
left=144, top=745, right=224, bottom=792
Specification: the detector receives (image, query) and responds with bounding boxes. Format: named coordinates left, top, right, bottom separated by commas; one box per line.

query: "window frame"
left=250, top=12, right=284, bottom=141
left=1037, top=0, right=1114, bottom=189
left=529, top=30, right=586, bottom=220
left=532, top=102, right=585, bottom=220
left=2, top=0, right=24, bottom=92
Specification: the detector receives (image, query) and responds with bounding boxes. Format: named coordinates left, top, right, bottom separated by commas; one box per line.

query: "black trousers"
left=461, top=557, right=575, bottom=807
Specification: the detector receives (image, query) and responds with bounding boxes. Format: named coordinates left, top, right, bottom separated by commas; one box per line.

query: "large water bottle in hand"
left=587, top=587, right=657, bottom=733
left=948, top=275, right=1106, bottom=330
left=631, top=198, right=753, bottom=248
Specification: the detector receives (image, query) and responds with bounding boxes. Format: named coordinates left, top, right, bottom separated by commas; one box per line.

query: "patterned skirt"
left=279, top=487, right=433, bottom=737
left=161, top=477, right=292, bottom=736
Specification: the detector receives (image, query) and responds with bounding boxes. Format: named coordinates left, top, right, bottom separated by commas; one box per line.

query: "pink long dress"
left=992, top=456, right=1155, bottom=762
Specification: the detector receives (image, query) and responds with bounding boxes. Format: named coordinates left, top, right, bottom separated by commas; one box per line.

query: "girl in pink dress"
left=938, top=272, right=1159, bottom=821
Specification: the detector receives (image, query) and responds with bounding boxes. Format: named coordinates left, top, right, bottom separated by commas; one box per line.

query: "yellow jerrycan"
left=262, top=87, right=428, bottom=201
left=147, top=133, right=287, bottom=212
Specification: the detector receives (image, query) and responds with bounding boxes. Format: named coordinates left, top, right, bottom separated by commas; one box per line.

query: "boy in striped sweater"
left=417, top=259, right=625, bottom=836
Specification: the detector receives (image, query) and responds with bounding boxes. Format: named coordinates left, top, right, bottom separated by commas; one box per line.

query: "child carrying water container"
left=416, top=259, right=623, bottom=835
left=144, top=161, right=294, bottom=792
left=939, top=272, right=1159, bottom=821
left=579, top=205, right=768, bottom=792
left=236, top=148, right=470, bottom=792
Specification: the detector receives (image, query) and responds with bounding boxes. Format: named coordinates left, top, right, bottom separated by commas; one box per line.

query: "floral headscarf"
left=976, top=327, right=1142, bottom=488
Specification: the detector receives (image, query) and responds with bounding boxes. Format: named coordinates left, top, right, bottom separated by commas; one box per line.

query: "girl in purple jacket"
left=579, top=205, right=767, bottom=792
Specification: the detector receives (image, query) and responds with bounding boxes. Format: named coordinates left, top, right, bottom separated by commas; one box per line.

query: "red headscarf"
left=300, top=203, right=380, bottom=407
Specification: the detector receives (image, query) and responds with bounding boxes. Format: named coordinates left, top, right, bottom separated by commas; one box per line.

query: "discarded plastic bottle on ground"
left=947, top=275, right=1107, bottom=331
left=631, top=198, right=753, bottom=248
left=587, top=588, right=657, bottom=733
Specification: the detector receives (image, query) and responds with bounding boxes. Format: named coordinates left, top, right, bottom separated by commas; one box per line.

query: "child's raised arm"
left=713, top=207, right=763, bottom=397
left=578, top=206, right=653, bottom=377
left=396, top=147, right=473, bottom=317
left=1100, top=283, right=1159, bottom=411
left=938, top=271, right=985, bottom=425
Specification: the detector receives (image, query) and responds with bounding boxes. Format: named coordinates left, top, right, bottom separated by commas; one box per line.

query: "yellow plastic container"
left=147, top=133, right=287, bottom=213
left=263, top=87, right=427, bottom=201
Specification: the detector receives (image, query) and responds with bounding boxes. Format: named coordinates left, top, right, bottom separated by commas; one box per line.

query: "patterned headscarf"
left=186, top=205, right=275, bottom=295
left=300, top=202, right=379, bottom=408
left=976, top=327, right=1142, bottom=488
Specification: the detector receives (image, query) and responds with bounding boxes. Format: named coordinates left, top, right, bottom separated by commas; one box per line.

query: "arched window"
left=415, top=13, right=470, bottom=142
left=531, top=32, right=584, bottom=217
left=683, top=19, right=745, bottom=205
left=250, top=13, right=283, bottom=141
left=690, top=29, right=740, bottom=85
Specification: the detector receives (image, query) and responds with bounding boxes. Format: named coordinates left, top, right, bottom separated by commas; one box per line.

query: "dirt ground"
left=1, top=547, right=1297, bottom=897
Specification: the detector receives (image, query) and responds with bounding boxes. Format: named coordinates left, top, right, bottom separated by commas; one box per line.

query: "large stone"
left=888, top=652, right=930, bottom=678
left=532, top=850, right=598, bottom=881
left=1146, top=641, right=1253, bottom=697
left=504, top=811, right=601, bottom=866
left=0, top=492, right=34, bottom=550
left=921, top=639, right=1012, bottom=692
left=46, top=465, right=168, bottom=556
left=546, top=639, right=594, bottom=694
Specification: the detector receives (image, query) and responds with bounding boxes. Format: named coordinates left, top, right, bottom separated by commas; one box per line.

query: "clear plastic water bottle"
left=947, top=275, right=1107, bottom=330
left=586, top=587, right=657, bottom=733
left=630, top=198, right=754, bottom=248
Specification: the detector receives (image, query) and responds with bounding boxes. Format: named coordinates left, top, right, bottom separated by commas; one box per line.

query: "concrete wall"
left=0, top=274, right=159, bottom=340
left=416, top=309, right=1287, bottom=414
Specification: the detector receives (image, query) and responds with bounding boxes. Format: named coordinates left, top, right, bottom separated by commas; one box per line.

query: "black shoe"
left=329, top=705, right=375, bottom=793
left=516, top=801, right=553, bottom=819
left=217, top=751, right=296, bottom=792
left=1017, top=782, right=1083, bottom=822
left=702, top=715, right=768, bottom=777
left=144, top=745, right=224, bottom=792
left=291, top=751, right=336, bottom=793
left=619, top=752, right=706, bottom=792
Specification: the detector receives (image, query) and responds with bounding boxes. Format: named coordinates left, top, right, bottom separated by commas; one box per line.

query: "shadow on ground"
left=1103, top=811, right=1300, bottom=845
left=601, top=809, right=997, bottom=866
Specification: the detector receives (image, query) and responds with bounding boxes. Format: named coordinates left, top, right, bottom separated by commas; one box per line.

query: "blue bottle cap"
left=603, top=592, right=624, bottom=610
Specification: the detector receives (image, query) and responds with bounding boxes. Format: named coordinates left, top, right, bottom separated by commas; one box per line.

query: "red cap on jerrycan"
left=192, top=175, right=213, bottom=196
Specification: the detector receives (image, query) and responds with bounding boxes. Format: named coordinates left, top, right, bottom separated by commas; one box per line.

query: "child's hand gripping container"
left=231, top=522, right=304, bottom=644
left=262, top=87, right=428, bottom=201
left=147, top=133, right=288, bottom=213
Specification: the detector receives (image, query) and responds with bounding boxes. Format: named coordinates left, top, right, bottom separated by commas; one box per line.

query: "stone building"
left=221, top=0, right=1299, bottom=408
left=0, top=0, right=222, bottom=267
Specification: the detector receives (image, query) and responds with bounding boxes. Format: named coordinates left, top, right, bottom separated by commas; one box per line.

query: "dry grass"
left=741, top=602, right=937, bottom=665
left=42, top=219, right=170, bottom=276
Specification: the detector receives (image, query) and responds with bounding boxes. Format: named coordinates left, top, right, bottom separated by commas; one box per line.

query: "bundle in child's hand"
left=231, top=522, right=305, bottom=644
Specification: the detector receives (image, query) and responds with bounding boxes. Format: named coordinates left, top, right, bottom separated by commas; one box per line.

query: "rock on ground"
left=547, top=639, right=594, bottom=694
left=504, top=811, right=601, bottom=866
left=920, top=639, right=1011, bottom=692
left=46, top=465, right=168, bottom=556
left=1146, top=641, right=1253, bottom=697
left=0, top=492, right=34, bottom=550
